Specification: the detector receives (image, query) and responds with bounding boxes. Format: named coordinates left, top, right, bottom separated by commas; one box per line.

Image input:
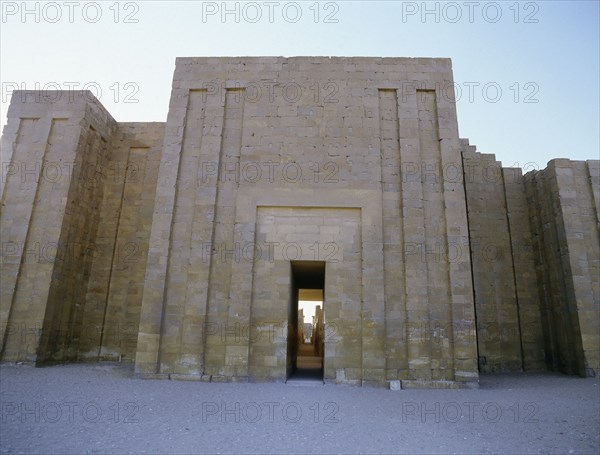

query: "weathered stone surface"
left=524, top=160, right=600, bottom=376
left=0, top=57, right=597, bottom=386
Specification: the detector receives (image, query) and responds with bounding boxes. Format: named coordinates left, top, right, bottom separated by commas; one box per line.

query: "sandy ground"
left=0, top=363, right=598, bottom=455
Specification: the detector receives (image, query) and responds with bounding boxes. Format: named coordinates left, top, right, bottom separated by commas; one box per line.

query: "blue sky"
left=1, top=1, right=598, bottom=169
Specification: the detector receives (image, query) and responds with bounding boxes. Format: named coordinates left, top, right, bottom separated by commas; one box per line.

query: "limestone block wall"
left=135, top=56, right=478, bottom=387
left=462, top=144, right=522, bottom=371
left=77, top=123, right=164, bottom=362
left=0, top=91, right=117, bottom=362
left=461, top=141, right=545, bottom=372
left=0, top=91, right=164, bottom=364
left=462, top=139, right=599, bottom=377
left=502, top=165, right=546, bottom=371
left=4, top=56, right=595, bottom=385
left=524, top=160, right=600, bottom=376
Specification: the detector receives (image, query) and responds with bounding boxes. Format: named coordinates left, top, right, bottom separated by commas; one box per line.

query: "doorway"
left=287, top=261, right=325, bottom=382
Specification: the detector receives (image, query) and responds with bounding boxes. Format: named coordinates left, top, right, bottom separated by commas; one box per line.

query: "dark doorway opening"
left=287, top=261, right=325, bottom=383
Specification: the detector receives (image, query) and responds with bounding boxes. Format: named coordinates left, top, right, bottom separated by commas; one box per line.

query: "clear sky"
left=1, top=1, right=598, bottom=169
left=299, top=300, right=320, bottom=323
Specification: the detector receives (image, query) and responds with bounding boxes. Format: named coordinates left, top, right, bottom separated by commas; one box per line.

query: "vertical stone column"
left=169, top=89, right=225, bottom=376
left=398, top=87, right=432, bottom=381
left=462, top=148, right=522, bottom=372
left=435, top=101, right=478, bottom=386
left=417, top=89, right=453, bottom=380
left=524, top=161, right=588, bottom=375
left=205, top=89, right=246, bottom=378
left=400, top=78, right=478, bottom=387
left=135, top=84, right=226, bottom=377
left=502, top=167, right=545, bottom=370
left=1, top=117, right=46, bottom=355
left=135, top=86, right=194, bottom=376
left=379, top=89, right=408, bottom=380
left=360, top=200, right=386, bottom=385
left=1, top=117, right=66, bottom=360
left=552, top=160, right=599, bottom=375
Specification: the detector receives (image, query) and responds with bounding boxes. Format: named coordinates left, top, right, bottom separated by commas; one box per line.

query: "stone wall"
left=502, top=164, right=547, bottom=371
left=1, top=57, right=597, bottom=385
left=134, top=57, right=478, bottom=387
left=525, top=160, right=599, bottom=376
left=462, top=140, right=598, bottom=377
left=462, top=141, right=545, bottom=372
left=0, top=91, right=164, bottom=364
left=1, top=91, right=117, bottom=362
left=77, top=122, right=164, bottom=362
